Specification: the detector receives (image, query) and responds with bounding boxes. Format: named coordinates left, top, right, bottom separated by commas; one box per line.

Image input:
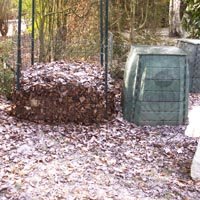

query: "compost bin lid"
left=178, top=39, right=200, bottom=45
left=131, top=45, right=187, bottom=56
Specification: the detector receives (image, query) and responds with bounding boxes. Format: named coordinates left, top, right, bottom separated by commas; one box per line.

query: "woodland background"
left=0, top=0, right=200, bottom=97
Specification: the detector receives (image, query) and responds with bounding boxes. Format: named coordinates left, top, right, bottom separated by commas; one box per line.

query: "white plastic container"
left=185, top=106, right=200, bottom=180
left=191, top=140, right=200, bottom=181
left=185, top=106, right=200, bottom=137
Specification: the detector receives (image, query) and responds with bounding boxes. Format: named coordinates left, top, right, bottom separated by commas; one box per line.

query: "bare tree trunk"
left=130, top=0, right=136, bottom=43
left=169, top=0, right=182, bottom=37
left=0, top=19, right=8, bottom=36
left=38, top=0, right=46, bottom=62
left=0, top=0, right=11, bottom=36
left=37, top=0, right=69, bottom=62
left=53, top=0, right=68, bottom=61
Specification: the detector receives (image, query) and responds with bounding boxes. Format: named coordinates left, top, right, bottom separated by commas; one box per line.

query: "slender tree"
left=0, top=0, right=11, bottom=36
left=169, top=0, right=182, bottom=37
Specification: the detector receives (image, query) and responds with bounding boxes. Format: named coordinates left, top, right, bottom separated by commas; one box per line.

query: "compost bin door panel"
left=136, top=102, right=183, bottom=112
left=138, top=55, right=184, bottom=102
left=140, top=55, right=180, bottom=68
left=139, top=91, right=182, bottom=102
left=143, top=79, right=181, bottom=92
left=136, top=120, right=182, bottom=126
left=134, top=106, right=184, bottom=125
left=137, top=111, right=179, bottom=121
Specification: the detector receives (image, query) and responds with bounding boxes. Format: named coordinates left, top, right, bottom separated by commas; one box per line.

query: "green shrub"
left=182, top=0, right=200, bottom=38
left=0, top=66, right=14, bottom=99
left=0, top=39, right=15, bottom=99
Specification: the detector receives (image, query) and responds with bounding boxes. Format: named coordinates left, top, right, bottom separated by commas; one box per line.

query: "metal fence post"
left=31, top=0, right=35, bottom=66
left=104, top=0, right=109, bottom=118
left=100, top=0, right=109, bottom=118
left=16, top=0, right=22, bottom=90
left=100, top=0, right=104, bottom=67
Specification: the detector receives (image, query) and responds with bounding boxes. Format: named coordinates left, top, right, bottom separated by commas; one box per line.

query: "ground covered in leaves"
left=0, top=92, right=200, bottom=200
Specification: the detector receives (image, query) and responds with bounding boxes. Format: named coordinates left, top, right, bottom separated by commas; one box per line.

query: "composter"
left=177, top=39, right=200, bottom=93
left=122, top=45, right=189, bottom=126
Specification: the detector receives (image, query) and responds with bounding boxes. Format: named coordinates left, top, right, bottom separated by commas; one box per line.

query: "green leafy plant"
left=0, top=39, right=15, bottom=99
left=182, top=0, right=200, bottom=38
left=0, top=66, right=14, bottom=99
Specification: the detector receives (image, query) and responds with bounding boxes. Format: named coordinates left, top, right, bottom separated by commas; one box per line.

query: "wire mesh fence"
left=0, top=0, right=132, bottom=101
left=7, top=30, right=116, bottom=69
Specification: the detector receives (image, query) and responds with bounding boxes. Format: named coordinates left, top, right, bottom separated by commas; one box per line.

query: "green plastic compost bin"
left=177, top=39, right=200, bottom=93
left=122, top=45, right=189, bottom=126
